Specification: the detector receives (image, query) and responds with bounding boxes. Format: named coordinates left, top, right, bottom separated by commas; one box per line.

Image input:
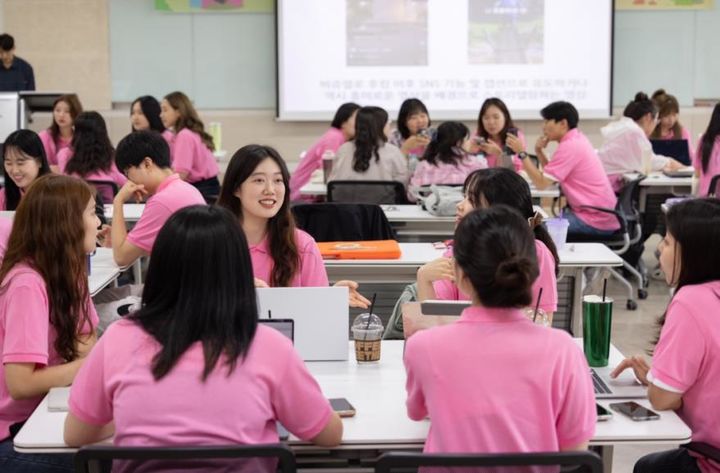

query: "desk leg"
left=133, top=258, right=143, bottom=285
left=591, top=445, right=614, bottom=473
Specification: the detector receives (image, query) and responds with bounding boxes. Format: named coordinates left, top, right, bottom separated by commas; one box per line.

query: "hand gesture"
left=334, top=280, right=371, bottom=309
left=610, top=355, right=651, bottom=386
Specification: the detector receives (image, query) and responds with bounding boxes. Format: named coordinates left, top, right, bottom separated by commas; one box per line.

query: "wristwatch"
left=518, top=151, right=528, bottom=160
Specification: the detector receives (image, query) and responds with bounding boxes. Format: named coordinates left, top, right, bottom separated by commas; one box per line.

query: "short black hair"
left=0, top=34, right=14, bottom=51
left=540, top=101, right=579, bottom=129
left=115, top=130, right=171, bottom=171
left=331, top=102, right=361, bottom=129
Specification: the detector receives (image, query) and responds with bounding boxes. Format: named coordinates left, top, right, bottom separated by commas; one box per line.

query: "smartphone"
left=596, top=403, right=612, bottom=421
left=418, top=128, right=430, bottom=138
left=474, top=136, right=486, bottom=145
left=609, top=401, right=660, bottom=421
left=329, top=398, right=356, bottom=417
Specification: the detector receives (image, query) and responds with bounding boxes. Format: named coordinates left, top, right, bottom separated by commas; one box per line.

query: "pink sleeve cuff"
left=290, top=404, right=333, bottom=441
left=68, top=398, right=112, bottom=427
left=3, top=353, right=48, bottom=365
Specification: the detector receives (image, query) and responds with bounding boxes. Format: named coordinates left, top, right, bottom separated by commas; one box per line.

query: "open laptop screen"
left=258, top=318, right=294, bottom=343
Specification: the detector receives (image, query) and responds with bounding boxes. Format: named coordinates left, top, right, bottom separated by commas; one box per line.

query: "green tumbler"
left=582, top=295, right=613, bottom=367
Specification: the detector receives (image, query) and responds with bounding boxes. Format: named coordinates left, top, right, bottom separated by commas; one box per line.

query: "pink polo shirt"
left=0, top=263, right=98, bottom=441
left=69, top=320, right=333, bottom=448
left=544, top=129, right=619, bottom=231
left=658, top=126, right=695, bottom=164
left=433, top=239, right=558, bottom=313
left=57, top=148, right=127, bottom=188
left=408, top=154, right=487, bottom=201
left=161, top=129, right=174, bottom=149
left=290, top=127, right=346, bottom=201
left=0, top=189, right=5, bottom=211
left=38, top=129, right=71, bottom=166
left=0, top=217, right=12, bottom=258
left=404, top=305, right=596, bottom=453
left=472, top=130, right=526, bottom=171
left=692, top=135, right=720, bottom=197
left=647, top=281, right=720, bottom=473
left=126, top=174, right=206, bottom=253
left=169, top=129, right=219, bottom=183
left=250, top=229, right=329, bottom=287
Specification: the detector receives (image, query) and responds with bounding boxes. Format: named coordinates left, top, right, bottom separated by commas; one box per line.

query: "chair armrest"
left=683, top=442, right=720, bottom=462
left=576, top=205, right=627, bottom=233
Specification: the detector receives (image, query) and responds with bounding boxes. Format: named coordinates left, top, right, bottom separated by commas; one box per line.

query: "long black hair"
left=463, top=168, right=560, bottom=272
left=1, top=129, right=51, bottom=210
left=396, top=98, right=430, bottom=139
left=477, top=97, right=516, bottom=142
left=131, top=95, right=165, bottom=133
left=699, top=103, right=720, bottom=173
left=331, top=102, right=361, bottom=129
left=352, top=106, right=388, bottom=173
left=65, top=111, right=115, bottom=177
left=454, top=206, right=539, bottom=308
left=216, top=145, right=299, bottom=287
left=422, top=121, right=468, bottom=166
left=128, top=205, right=258, bottom=381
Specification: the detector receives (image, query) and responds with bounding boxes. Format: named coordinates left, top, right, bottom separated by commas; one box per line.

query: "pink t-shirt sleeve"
left=271, top=341, right=333, bottom=440
left=126, top=199, right=168, bottom=253
left=68, top=332, right=112, bottom=426
left=290, top=129, right=345, bottom=201
left=1, top=278, right=50, bottom=366
left=543, top=146, right=573, bottom=182
left=432, top=279, right=460, bottom=300
left=39, top=130, right=58, bottom=165
left=403, top=335, right=429, bottom=420
left=649, top=299, right=704, bottom=393
left=534, top=240, right=558, bottom=312
left=554, top=340, right=596, bottom=449
left=56, top=148, right=71, bottom=173
left=297, top=232, right=329, bottom=287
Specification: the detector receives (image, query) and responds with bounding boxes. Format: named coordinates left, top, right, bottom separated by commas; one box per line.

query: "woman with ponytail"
left=404, top=205, right=595, bottom=454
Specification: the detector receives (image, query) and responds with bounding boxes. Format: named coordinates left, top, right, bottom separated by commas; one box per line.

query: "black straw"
left=602, top=279, right=608, bottom=302
left=365, top=293, right=377, bottom=330
left=533, top=288, right=543, bottom=323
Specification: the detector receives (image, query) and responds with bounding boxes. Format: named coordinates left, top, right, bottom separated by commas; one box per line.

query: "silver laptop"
left=256, top=287, right=349, bottom=361
left=591, top=365, right=647, bottom=399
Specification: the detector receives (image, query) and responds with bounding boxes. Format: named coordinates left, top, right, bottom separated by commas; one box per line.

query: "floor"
left=594, top=234, right=680, bottom=473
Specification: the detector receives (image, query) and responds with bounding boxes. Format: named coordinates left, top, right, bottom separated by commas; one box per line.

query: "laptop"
left=256, top=287, right=349, bottom=361
left=258, top=318, right=295, bottom=342
left=651, top=139, right=691, bottom=166
left=590, top=365, right=647, bottom=399
left=420, top=300, right=471, bottom=316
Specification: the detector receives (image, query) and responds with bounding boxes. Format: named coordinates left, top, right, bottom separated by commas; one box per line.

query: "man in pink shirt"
left=519, top=101, right=620, bottom=237
left=107, top=131, right=206, bottom=266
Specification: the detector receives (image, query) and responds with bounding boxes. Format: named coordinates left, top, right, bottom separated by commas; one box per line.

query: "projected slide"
left=277, top=0, right=612, bottom=120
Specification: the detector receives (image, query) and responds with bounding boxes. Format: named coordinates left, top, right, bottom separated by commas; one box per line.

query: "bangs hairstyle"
left=217, top=144, right=299, bottom=287
left=699, top=103, right=720, bottom=174
left=352, top=106, right=388, bottom=173
left=463, top=168, right=559, bottom=272
left=623, top=92, right=657, bottom=122
left=650, top=89, right=682, bottom=139
left=477, top=97, right=516, bottom=141
left=49, top=94, right=83, bottom=142
left=1, top=129, right=51, bottom=210
left=131, top=95, right=165, bottom=133
left=164, top=91, right=215, bottom=151
left=0, top=175, right=94, bottom=362
left=129, top=205, right=258, bottom=381
left=115, top=130, right=171, bottom=172
left=422, top=121, right=469, bottom=166
left=454, top=206, right=539, bottom=307
left=331, top=102, right=361, bottom=129
left=397, top=98, right=430, bottom=139
left=66, top=111, right=115, bottom=177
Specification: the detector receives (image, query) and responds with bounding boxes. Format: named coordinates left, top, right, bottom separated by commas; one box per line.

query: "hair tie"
left=528, top=211, right=543, bottom=229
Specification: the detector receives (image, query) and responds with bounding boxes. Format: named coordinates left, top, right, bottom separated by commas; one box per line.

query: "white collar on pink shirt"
left=459, top=305, right=528, bottom=323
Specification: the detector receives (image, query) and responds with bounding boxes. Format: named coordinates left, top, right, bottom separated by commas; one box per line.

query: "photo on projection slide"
left=346, top=0, right=428, bottom=66
left=468, top=0, right=545, bottom=65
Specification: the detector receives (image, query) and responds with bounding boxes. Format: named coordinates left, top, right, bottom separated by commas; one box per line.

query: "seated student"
left=468, top=97, right=527, bottom=170
left=404, top=206, right=595, bottom=453
left=0, top=129, right=51, bottom=210
left=417, top=168, right=558, bottom=320
left=611, top=199, right=720, bottom=473
left=651, top=89, right=695, bottom=163
left=0, top=175, right=99, bottom=472
left=599, top=92, right=684, bottom=191
left=160, top=91, right=220, bottom=201
left=408, top=121, right=487, bottom=201
left=329, top=106, right=408, bottom=186
left=693, top=103, right=720, bottom=197
left=38, top=94, right=82, bottom=169
left=64, top=205, right=343, bottom=451
left=289, top=102, right=360, bottom=201
left=388, top=98, right=435, bottom=160
left=519, top=101, right=620, bottom=238
left=107, top=130, right=206, bottom=267
left=57, top=111, right=127, bottom=204
left=130, top=95, right=172, bottom=140
left=217, top=144, right=369, bottom=308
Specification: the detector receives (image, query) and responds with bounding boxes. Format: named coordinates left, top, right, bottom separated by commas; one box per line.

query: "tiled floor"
left=595, top=235, right=683, bottom=473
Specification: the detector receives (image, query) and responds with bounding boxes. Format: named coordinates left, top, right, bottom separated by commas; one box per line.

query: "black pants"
left=634, top=448, right=702, bottom=473
left=191, top=176, right=221, bottom=204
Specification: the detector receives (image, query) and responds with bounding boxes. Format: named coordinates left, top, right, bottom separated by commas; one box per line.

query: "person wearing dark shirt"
left=0, top=34, right=35, bottom=92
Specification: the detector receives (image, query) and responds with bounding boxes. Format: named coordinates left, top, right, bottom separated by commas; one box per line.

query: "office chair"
left=86, top=179, right=119, bottom=206
left=683, top=442, right=720, bottom=466
left=375, top=451, right=603, bottom=473
left=327, top=180, right=409, bottom=205
left=292, top=203, right=396, bottom=242
left=74, top=443, right=296, bottom=473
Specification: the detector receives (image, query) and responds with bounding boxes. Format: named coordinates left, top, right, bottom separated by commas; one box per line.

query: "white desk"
left=299, top=182, right=561, bottom=200
left=103, top=204, right=144, bottom=223
left=624, top=172, right=692, bottom=211
left=89, top=248, right=123, bottom=297
left=14, top=340, right=691, bottom=473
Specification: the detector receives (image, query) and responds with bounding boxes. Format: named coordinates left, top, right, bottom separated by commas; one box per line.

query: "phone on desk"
left=329, top=398, right=356, bottom=417
left=609, top=401, right=660, bottom=421
left=596, top=403, right=612, bottom=421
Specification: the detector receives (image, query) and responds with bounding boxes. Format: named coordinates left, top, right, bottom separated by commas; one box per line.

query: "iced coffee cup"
left=352, top=313, right=383, bottom=363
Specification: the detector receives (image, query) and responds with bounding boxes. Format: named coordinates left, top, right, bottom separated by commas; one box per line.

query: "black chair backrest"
left=327, top=180, right=408, bottom=205
left=375, top=451, right=603, bottom=473
left=616, top=176, right=644, bottom=222
left=292, top=203, right=396, bottom=242
left=74, top=443, right=296, bottom=473
left=709, top=174, right=720, bottom=198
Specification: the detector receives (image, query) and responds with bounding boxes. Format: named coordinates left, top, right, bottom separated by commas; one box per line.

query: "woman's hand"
left=534, top=135, right=549, bottom=154
left=254, top=278, right=269, bottom=288
left=610, top=355, right=651, bottom=385
left=479, top=140, right=503, bottom=156
left=663, top=159, right=685, bottom=172
left=334, top=280, right=371, bottom=309
left=97, top=225, right=112, bottom=248
left=401, top=135, right=431, bottom=154
left=417, top=257, right=455, bottom=284
left=506, top=133, right=525, bottom=155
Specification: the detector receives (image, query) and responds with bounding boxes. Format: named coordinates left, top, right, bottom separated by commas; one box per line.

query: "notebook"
left=317, top=240, right=401, bottom=260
